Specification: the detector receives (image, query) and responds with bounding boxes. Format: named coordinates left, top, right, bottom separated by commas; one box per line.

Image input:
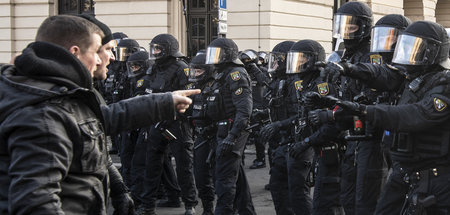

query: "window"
left=187, top=0, right=219, bottom=58
left=59, top=0, right=95, bottom=15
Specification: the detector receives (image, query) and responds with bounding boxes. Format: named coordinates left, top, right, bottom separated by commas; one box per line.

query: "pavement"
left=110, top=144, right=275, bottom=215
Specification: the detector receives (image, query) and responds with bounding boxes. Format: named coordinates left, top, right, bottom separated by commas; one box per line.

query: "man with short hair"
left=0, top=14, right=198, bottom=215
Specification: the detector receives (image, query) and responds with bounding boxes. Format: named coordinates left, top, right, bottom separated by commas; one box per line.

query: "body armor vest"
left=390, top=72, right=450, bottom=168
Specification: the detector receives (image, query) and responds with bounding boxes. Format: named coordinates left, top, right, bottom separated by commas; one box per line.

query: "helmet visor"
left=267, top=52, right=286, bottom=73
left=149, top=43, right=166, bottom=60
left=127, top=61, right=145, bottom=77
left=333, top=15, right=361, bottom=39
left=286, top=52, right=312, bottom=74
left=188, top=66, right=206, bottom=82
left=116, top=47, right=132, bottom=62
left=371, top=26, right=399, bottom=52
left=241, top=50, right=258, bottom=63
left=205, top=47, right=224, bottom=64
left=392, top=34, right=428, bottom=65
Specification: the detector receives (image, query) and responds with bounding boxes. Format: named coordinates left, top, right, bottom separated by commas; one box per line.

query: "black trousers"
left=269, top=145, right=294, bottom=215
left=340, top=140, right=387, bottom=215
left=287, top=147, right=314, bottom=215
left=193, top=134, right=216, bottom=203
left=214, top=132, right=256, bottom=215
left=140, top=122, right=197, bottom=208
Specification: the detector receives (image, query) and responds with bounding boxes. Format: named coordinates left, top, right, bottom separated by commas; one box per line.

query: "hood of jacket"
left=0, top=41, right=95, bottom=123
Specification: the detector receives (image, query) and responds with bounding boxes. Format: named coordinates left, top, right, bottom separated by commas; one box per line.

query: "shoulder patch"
left=370, top=54, right=383, bottom=65
left=294, top=80, right=303, bottom=91
left=184, top=68, right=190, bottom=77
left=230, top=71, right=241, bottom=81
left=317, top=82, right=329, bottom=95
left=185, top=83, right=194, bottom=90
left=137, top=79, right=144, bottom=88
left=434, top=98, right=447, bottom=112
left=235, top=87, right=243, bottom=95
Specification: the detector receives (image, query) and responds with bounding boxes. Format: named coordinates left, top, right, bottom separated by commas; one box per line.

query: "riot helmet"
left=267, top=41, right=295, bottom=75
left=239, top=49, right=258, bottom=65
left=126, top=51, right=151, bottom=78
left=371, top=14, right=411, bottom=53
left=257, top=51, right=268, bottom=66
left=149, top=34, right=184, bottom=60
left=286, top=40, right=325, bottom=74
left=333, top=1, right=373, bottom=40
left=392, top=21, right=450, bottom=71
left=116, top=39, right=140, bottom=62
left=188, top=53, right=214, bottom=84
left=205, top=38, right=243, bottom=65
left=111, top=32, right=128, bottom=59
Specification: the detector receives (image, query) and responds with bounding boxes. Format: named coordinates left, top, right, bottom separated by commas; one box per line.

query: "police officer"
left=204, top=38, right=256, bottom=215
left=188, top=53, right=217, bottom=215
left=239, top=49, right=270, bottom=169
left=135, top=34, right=197, bottom=215
left=329, top=2, right=388, bottom=214
left=317, top=20, right=450, bottom=215
left=257, top=51, right=269, bottom=68
left=260, top=40, right=295, bottom=214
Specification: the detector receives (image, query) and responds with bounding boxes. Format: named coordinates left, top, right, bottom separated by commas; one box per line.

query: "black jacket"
left=0, top=41, right=175, bottom=215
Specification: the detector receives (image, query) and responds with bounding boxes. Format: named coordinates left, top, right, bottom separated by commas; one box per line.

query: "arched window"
left=59, top=0, right=95, bottom=15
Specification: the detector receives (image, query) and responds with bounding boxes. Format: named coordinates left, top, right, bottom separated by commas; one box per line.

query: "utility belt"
left=195, top=124, right=217, bottom=136
left=403, top=166, right=450, bottom=185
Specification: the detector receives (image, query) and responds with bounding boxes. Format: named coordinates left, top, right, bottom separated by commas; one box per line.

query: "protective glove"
left=323, top=62, right=353, bottom=82
left=259, top=121, right=282, bottom=140
left=333, top=100, right=367, bottom=118
left=218, top=134, right=236, bottom=158
left=112, top=192, right=135, bottom=215
left=304, top=92, right=339, bottom=108
left=109, top=165, right=135, bottom=215
left=308, top=109, right=334, bottom=126
left=289, top=138, right=311, bottom=159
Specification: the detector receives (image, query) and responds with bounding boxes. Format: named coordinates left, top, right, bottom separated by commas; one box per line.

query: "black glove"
left=289, top=138, right=311, bottom=159
left=112, top=192, right=135, bottom=215
left=308, top=109, right=334, bottom=126
left=334, top=100, right=367, bottom=118
left=323, top=62, right=353, bottom=82
left=109, top=165, right=135, bottom=215
left=304, top=92, right=339, bottom=108
left=259, top=121, right=282, bottom=140
left=218, top=134, right=236, bottom=158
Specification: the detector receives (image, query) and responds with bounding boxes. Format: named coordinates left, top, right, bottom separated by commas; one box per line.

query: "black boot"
left=157, top=197, right=181, bottom=208
left=136, top=205, right=157, bottom=215
left=201, top=200, right=214, bottom=215
left=249, top=159, right=266, bottom=169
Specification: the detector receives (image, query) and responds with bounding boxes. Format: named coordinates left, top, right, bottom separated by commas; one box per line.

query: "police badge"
left=294, top=80, right=303, bottom=91
left=184, top=68, right=190, bottom=76
left=370, top=54, right=383, bottom=65
left=434, top=98, right=447, bottom=112
left=230, top=71, right=241, bottom=81
left=317, top=83, right=329, bottom=95
left=137, top=79, right=144, bottom=88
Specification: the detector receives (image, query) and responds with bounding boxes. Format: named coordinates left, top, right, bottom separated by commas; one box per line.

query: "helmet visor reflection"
left=371, top=27, right=399, bottom=52
left=333, top=15, right=360, bottom=39
left=392, top=34, right=427, bottom=65
left=205, top=47, right=223, bottom=64
left=149, top=43, right=166, bottom=60
left=286, top=52, right=311, bottom=74
left=267, top=52, right=286, bottom=73
left=116, top=47, right=132, bottom=62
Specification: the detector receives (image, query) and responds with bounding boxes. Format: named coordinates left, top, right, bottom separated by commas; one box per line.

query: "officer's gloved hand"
left=260, top=121, right=282, bottom=140
left=304, top=92, right=339, bottom=108
left=324, top=62, right=353, bottom=82
left=112, top=192, right=135, bottom=215
left=289, top=138, right=311, bottom=159
left=219, top=134, right=236, bottom=158
left=308, top=109, right=334, bottom=126
left=333, top=100, right=367, bottom=118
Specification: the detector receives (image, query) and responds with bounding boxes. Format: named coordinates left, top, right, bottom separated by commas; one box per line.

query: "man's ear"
left=69, top=45, right=81, bottom=57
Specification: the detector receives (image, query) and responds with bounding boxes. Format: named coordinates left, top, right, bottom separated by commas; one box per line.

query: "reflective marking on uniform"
left=137, top=79, right=144, bottom=88
left=317, top=82, right=329, bottom=95
left=185, top=83, right=194, bottom=90
left=230, top=71, right=241, bottom=81
left=145, top=88, right=153, bottom=94
left=184, top=68, right=190, bottom=76
left=235, top=87, right=243, bottom=95
left=370, top=54, right=383, bottom=65
left=434, top=98, right=447, bottom=111
left=294, top=80, right=303, bottom=91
